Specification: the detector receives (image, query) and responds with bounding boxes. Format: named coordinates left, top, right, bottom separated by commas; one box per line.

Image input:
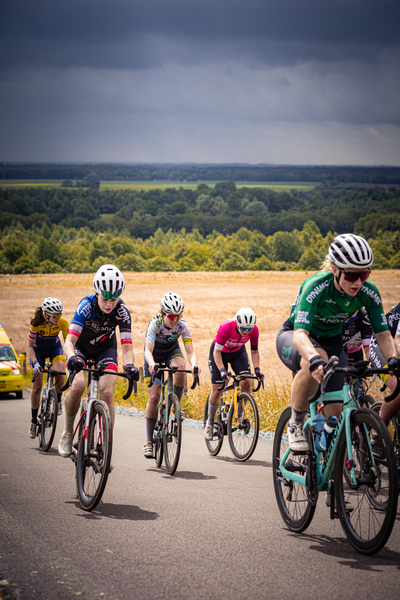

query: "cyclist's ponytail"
left=31, top=306, right=45, bottom=327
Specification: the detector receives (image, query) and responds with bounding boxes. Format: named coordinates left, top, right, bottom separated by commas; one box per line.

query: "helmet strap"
left=334, top=269, right=346, bottom=294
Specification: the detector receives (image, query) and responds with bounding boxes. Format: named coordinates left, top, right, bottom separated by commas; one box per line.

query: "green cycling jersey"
left=289, top=271, right=388, bottom=338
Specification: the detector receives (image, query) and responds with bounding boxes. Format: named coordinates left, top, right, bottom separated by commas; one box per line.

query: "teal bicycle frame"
left=279, top=380, right=374, bottom=493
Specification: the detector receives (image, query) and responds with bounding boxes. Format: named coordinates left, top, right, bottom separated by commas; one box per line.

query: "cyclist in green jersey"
left=276, top=233, right=399, bottom=452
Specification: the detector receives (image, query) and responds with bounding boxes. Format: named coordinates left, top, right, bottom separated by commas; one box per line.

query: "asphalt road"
left=1, top=392, right=400, bottom=600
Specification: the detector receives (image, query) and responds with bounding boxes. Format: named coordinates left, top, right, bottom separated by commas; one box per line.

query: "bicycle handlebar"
left=31, top=368, right=66, bottom=383
left=60, top=366, right=138, bottom=399
left=148, top=363, right=200, bottom=390
left=308, top=355, right=400, bottom=404
left=217, top=372, right=264, bottom=392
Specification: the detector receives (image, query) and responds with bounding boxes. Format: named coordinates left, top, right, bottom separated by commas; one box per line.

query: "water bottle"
left=312, top=412, right=326, bottom=451
left=320, top=416, right=338, bottom=451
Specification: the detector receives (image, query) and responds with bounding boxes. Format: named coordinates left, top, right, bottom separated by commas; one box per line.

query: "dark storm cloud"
left=2, top=0, right=399, bottom=70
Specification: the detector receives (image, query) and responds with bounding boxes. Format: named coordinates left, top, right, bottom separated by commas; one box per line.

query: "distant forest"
left=1, top=162, right=400, bottom=184
left=1, top=180, right=400, bottom=274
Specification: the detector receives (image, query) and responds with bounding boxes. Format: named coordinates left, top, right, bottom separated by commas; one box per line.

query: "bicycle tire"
left=272, top=406, right=316, bottom=533
left=227, top=391, right=259, bottom=461
left=164, top=394, right=182, bottom=475
left=358, top=394, right=375, bottom=409
left=371, top=401, right=400, bottom=482
left=40, top=389, right=58, bottom=452
left=334, top=408, right=399, bottom=555
left=203, top=393, right=224, bottom=456
left=76, top=400, right=112, bottom=511
left=154, top=405, right=164, bottom=468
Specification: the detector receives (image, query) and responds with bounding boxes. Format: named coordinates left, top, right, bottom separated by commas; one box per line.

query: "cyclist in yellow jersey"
left=27, top=297, right=68, bottom=439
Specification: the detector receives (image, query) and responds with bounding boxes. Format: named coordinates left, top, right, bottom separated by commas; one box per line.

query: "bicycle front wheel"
left=40, top=390, right=58, bottom=452
left=272, top=406, right=316, bottom=533
left=154, top=405, right=164, bottom=468
left=164, top=394, right=182, bottom=475
left=76, top=400, right=112, bottom=511
left=334, top=408, right=399, bottom=555
left=227, top=392, right=259, bottom=461
left=203, top=393, right=224, bottom=456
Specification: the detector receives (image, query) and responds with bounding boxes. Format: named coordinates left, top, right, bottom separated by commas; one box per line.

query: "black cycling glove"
left=255, top=367, right=264, bottom=381
left=67, top=356, right=84, bottom=373
left=219, top=368, right=229, bottom=382
left=309, top=355, right=327, bottom=374
left=124, top=364, right=140, bottom=381
left=388, top=357, right=400, bottom=375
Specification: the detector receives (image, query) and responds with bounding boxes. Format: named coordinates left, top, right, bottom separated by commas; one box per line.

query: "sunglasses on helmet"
left=100, top=289, right=122, bottom=300
left=340, top=269, right=371, bottom=283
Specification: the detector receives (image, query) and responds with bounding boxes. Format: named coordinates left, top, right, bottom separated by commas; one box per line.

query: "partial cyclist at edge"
left=342, top=307, right=372, bottom=363
left=204, top=307, right=264, bottom=441
left=369, top=301, right=400, bottom=456
left=27, top=297, right=68, bottom=439
left=58, top=264, right=139, bottom=459
left=276, top=233, right=399, bottom=455
left=142, top=292, right=200, bottom=458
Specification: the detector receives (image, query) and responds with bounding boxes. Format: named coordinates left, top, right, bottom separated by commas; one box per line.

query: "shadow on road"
left=146, top=468, right=217, bottom=480
left=69, top=501, right=159, bottom=522
left=210, top=455, right=272, bottom=468
left=287, top=531, right=400, bottom=569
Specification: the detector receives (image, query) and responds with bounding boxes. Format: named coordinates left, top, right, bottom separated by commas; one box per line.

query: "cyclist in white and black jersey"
left=342, top=308, right=372, bottom=363
left=369, top=302, right=400, bottom=452
left=142, top=292, right=200, bottom=458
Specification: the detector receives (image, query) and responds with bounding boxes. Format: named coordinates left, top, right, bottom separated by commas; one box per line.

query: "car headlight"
left=14, top=368, right=22, bottom=375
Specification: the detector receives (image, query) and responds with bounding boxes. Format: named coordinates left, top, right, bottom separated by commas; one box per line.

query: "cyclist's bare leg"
left=31, top=373, right=43, bottom=411
left=379, top=374, right=400, bottom=424
left=170, top=356, right=186, bottom=401
left=145, top=384, right=161, bottom=419
left=99, top=373, right=117, bottom=427
left=239, top=377, right=251, bottom=394
left=64, top=371, right=87, bottom=420
left=53, top=359, right=66, bottom=395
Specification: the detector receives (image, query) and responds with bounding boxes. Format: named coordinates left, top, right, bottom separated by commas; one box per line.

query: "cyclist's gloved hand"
left=255, top=367, right=264, bottom=382
left=67, top=356, right=84, bottom=373
left=124, top=363, right=140, bottom=381
left=388, top=357, right=400, bottom=376
left=219, top=368, right=229, bottom=382
left=309, top=355, right=327, bottom=374
left=32, top=361, right=41, bottom=375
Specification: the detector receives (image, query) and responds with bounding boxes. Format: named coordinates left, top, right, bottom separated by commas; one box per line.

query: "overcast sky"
left=1, top=0, right=400, bottom=166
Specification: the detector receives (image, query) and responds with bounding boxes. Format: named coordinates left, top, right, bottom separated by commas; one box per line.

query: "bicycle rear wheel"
left=272, top=406, right=316, bottom=533
left=227, top=392, right=259, bottom=461
left=203, top=393, right=224, bottom=456
left=371, top=401, right=400, bottom=476
left=76, top=401, right=112, bottom=511
left=154, top=405, right=164, bottom=468
left=334, top=408, right=399, bottom=555
left=40, top=390, right=58, bottom=452
left=164, top=394, right=182, bottom=475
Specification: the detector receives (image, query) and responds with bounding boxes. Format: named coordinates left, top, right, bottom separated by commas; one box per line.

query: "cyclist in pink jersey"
left=204, top=307, right=264, bottom=440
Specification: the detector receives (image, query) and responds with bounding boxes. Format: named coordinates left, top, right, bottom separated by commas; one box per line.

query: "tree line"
left=1, top=163, right=400, bottom=184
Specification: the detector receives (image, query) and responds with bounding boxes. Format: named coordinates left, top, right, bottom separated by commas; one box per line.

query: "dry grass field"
left=2, top=270, right=400, bottom=430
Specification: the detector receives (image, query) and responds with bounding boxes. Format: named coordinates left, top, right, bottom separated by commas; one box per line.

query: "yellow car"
left=0, top=324, right=24, bottom=399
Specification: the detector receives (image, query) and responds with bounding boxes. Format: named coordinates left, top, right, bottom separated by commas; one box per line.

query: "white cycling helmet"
left=42, top=297, right=63, bottom=315
left=161, top=292, right=185, bottom=315
left=235, top=307, right=256, bottom=330
left=328, top=234, right=373, bottom=269
left=93, top=264, right=125, bottom=299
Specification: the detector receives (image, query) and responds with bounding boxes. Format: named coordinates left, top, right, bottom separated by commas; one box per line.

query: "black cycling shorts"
left=143, top=344, right=184, bottom=386
left=276, top=319, right=347, bottom=394
left=208, top=341, right=251, bottom=385
left=75, top=342, right=118, bottom=371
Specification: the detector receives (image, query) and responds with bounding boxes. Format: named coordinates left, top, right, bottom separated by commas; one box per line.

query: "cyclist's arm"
left=27, top=336, right=37, bottom=365
left=64, top=332, right=79, bottom=363
left=121, top=342, right=135, bottom=369
left=374, top=330, right=398, bottom=362
left=213, top=346, right=225, bottom=372
left=184, top=342, right=200, bottom=374
left=293, top=328, right=324, bottom=382
left=250, top=348, right=260, bottom=370
left=144, top=342, right=156, bottom=375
